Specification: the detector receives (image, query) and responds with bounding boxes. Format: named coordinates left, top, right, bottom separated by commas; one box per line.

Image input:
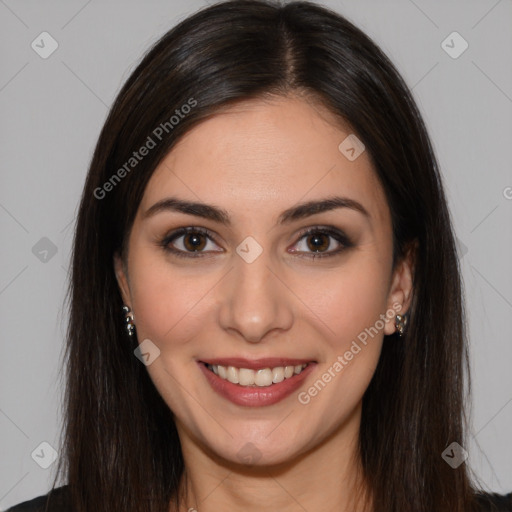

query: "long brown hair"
left=49, top=1, right=479, bottom=510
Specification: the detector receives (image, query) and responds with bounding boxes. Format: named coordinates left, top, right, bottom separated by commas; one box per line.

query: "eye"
left=289, top=227, right=353, bottom=259
left=160, top=225, right=353, bottom=260
left=160, top=227, right=222, bottom=258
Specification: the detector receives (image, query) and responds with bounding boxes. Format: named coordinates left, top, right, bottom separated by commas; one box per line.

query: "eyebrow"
left=142, top=195, right=370, bottom=225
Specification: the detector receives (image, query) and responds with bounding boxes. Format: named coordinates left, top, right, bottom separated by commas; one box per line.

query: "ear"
left=113, top=251, right=132, bottom=307
left=383, top=240, right=416, bottom=336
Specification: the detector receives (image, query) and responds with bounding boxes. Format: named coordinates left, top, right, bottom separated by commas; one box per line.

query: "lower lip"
left=198, top=361, right=316, bottom=407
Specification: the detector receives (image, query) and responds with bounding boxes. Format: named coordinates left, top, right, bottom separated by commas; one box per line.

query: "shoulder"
left=5, top=486, right=71, bottom=512
left=474, top=491, right=512, bottom=511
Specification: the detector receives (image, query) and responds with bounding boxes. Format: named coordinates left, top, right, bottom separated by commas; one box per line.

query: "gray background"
left=1, top=0, right=511, bottom=508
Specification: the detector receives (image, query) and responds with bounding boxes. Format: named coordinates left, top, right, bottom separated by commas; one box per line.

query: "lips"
left=197, top=358, right=317, bottom=407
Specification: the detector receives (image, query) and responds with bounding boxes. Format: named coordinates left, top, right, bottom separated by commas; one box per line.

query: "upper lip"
left=199, top=357, right=316, bottom=370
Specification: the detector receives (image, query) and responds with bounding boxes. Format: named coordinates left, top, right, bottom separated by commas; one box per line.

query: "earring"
left=122, top=305, right=135, bottom=337
left=395, top=313, right=408, bottom=337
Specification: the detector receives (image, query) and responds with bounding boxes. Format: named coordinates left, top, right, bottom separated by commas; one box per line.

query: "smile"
left=205, top=363, right=309, bottom=387
left=198, top=359, right=317, bottom=407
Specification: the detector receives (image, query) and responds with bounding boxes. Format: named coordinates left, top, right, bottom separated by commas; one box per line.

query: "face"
left=114, top=95, right=413, bottom=467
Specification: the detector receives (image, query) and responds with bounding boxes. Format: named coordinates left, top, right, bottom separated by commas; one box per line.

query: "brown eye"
left=290, top=227, right=353, bottom=259
left=183, top=232, right=207, bottom=252
left=305, top=233, right=330, bottom=252
left=161, top=227, right=222, bottom=258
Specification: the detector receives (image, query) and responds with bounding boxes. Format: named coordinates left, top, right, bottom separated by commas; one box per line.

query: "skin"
left=114, top=95, right=414, bottom=512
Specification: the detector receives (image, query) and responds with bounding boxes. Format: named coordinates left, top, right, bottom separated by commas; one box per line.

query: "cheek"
left=305, top=257, right=391, bottom=350
left=127, top=248, right=211, bottom=347
left=294, top=262, right=388, bottom=422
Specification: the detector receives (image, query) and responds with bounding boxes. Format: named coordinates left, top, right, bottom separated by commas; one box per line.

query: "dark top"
left=6, top=485, right=512, bottom=511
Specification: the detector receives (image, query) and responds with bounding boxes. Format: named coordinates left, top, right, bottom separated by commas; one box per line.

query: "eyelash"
left=159, top=226, right=353, bottom=260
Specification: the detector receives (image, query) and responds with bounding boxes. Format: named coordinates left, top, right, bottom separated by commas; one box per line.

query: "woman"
left=7, top=1, right=511, bottom=511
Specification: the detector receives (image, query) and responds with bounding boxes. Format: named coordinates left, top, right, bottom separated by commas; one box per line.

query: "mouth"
left=203, top=362, right=311, bottom=387
left=197, top=358, right=317, bottom=407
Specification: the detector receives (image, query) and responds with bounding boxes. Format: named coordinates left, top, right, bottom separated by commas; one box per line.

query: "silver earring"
left=122, top=305, right=135, bottom=337
left=395, top=313, right=408, bottom=337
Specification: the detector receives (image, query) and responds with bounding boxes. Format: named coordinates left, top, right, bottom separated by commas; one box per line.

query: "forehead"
left=139, top=96, right=389, bottom=229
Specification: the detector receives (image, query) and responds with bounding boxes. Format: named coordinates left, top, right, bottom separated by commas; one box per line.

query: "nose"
left=217, top=252, right=294, bottom=343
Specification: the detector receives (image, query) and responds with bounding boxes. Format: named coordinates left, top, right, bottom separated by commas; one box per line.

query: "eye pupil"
left=307, top=234, right=329, bottom=252
left=184, top=233, right=206, bottom=251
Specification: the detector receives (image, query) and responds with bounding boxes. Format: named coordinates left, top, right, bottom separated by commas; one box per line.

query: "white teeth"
left=272, top=367, right=284, bottom=383
left=254, top=368, right=273, bottom=387
left=206, top=363, right=308, bottom=387
left=238, top=368, right=255, bottom=386
left=226, top=366, right=239, bottom=384
left=284, top=366, right=294, bottom=378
